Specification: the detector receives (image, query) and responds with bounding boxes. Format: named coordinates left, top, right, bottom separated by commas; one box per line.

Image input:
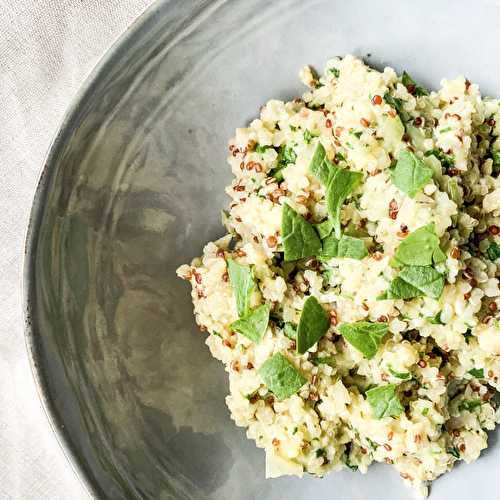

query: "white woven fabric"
left=0, top=1, right=154, bottom=498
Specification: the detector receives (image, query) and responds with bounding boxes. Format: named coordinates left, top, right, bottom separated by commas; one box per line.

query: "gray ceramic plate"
left=24, top=1, right=499, bottom=499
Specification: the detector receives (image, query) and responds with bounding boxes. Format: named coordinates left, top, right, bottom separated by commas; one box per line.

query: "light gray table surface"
left=0, top=2, right=154, bottom=498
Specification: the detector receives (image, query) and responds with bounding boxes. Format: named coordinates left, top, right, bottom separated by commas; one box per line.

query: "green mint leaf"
left=296, top=296, right=330, bottom=354
left=311, top=355, right=336, bottom=368
left=366, top=384, right=404, bottom=419
left=283, top=322, right=297, bottom=340
left=303, top=129, right=320, bottom=144
left=487, top=242, right=500, bottom=261
left=227, top=259, right=255, bottom=317
left=337, top=235, right=368, bottom=259
left=384, top=277, right=423, bottom=299
left=309, top=143, right=333, bottom=185
left=230, top=304, right=270, bottom=343
left=318, top=233, right=339, bottom=260
left=468, top=368, right=484, bottom=378
left=392, top=224, right=446, bottom=267
left=398, top=265, right=444, bottom=300
left=338, top=321, right=388, bottom=359
left=390, top=150, right=433, bottom=198
left=424, top=148, right=455, bottom=168
left=258, top=353, right=307, bottom=400
left=326, top=165, right=363, bottom=239
left=315, top=219, right=334, bottom=239
left=282, top=204, right=322, bottom=261
left=458, top=399, right=482, bottom=412
left=401, top=71, right=429, bottom=97
left=388, top=366, right=411, bottom=380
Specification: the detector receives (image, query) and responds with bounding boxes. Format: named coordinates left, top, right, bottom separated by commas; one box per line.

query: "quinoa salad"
left=177, top=55, right=500, bottom=497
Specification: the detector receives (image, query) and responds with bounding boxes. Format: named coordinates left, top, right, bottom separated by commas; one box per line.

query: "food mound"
left=177, top=55, right=500, bottom=497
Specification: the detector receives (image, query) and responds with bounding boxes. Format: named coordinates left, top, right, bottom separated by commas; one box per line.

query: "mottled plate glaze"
left=24, top=0, right=499, bottom=498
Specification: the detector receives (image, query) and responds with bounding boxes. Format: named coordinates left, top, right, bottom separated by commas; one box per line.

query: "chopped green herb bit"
left=428, top=311, right=444, bottom=325
left=424, top=148, right=455, bottom=168
left=303, top=129, right=320, bottom=144
left=388, top=366, right=411, bottom=380
left=230, top=304, right=270, bottom=343
left=421, top=407, right=430, bottom=416
left=391, top=224, right=446, bottom=267
left=335, top=151, right=347, bottom=162
left=329, top=68, right=340, bottom=78
left=311, top=355, right=336, bottom=368
left=458, top=399, right=482, bottom=412
left=296, top=296, right=330, bottom=354
left=338, top=321, right=388, bottom=359
left=390, top=150, right=434, bottom=198
left=258, top=353, right=307, bottom=400
left=487, top=242, right=500, bottom=261
left=255, top=144, right=273, bottom=154
left=309, top=143, right=333, bottom=185
left=227, top=259, right=255, bottom=317
left=350, top=130, right=363, bottom=139
left=281, top=204, right=322, bottom=261
left=448, top=447, right=460, bottom=459
left=401, top=71, right=429, bottom=97
left=491, top=148, right=500, bottom=166
left=366, top=384, right=404, bottom=419
left=439, top=127, right=452, bottom=134
left=315, top=448, right=326, bottom=458
left=345, top=461, right=358, bottom=471
left=468, top=368, right=484, bottom=378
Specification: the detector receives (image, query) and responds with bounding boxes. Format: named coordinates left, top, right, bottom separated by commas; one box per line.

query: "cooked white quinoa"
left=177, top=55, right=500, bottom=497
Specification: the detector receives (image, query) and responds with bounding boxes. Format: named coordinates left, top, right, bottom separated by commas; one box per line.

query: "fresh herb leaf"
left=458, top=399, right=482, bottom=412
left=468, top=368, right=484, bottom=378
left=281, top=204, right=322, bottom=261
left=315, top=448, right=326, bottom=458
left=397, top=265, right=444, bottom=300
left=383, top=277, right=423, bottom=300
left=338, top=321, right=388, bottom=359
left=402, top=71, right=429, bottom=97
left=326, top=166, right=363, bottom=238
left=366, top=384, right=404, bottom=419
left=329, top=68, right=340, bottom=78
left=255, top=144, right=273, bottom=154
left=309, top=143, right=333, bottom=185
left=388, top=366, right=411, bottom=380
left=424, top=148, right=455, bottom=168
left=487, top=242, right=500, bottom=261
left=284, top=322, right=297, bottom=340
left=230, top=304, right=270, bottom=343
left=227, top=259, right=255, bottom=317
left=448, top=447, right=460, bottom=459
left=350, top=130, right=363, bottom=139
left=390, top=150, right=433, bottom=198
left=439, top=126, right=452, bottom=134
left=258, top=353, right=307, bottom=400
left=304, top=129, right=320, bottom=144
left=421, top=407, right=430, bottom=416
left=319, top=234, right=368, bottom=261
left=311, top=355, right=336, bottom=368
left=345, top=461, right=358, bottom=471
left=391, top=224, right=446, bottom=267
left=296, top=296, right=330, bottom=354
left=212, top=331, right=222, bottom=338
left=315, top=219, right=334, bottom=239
